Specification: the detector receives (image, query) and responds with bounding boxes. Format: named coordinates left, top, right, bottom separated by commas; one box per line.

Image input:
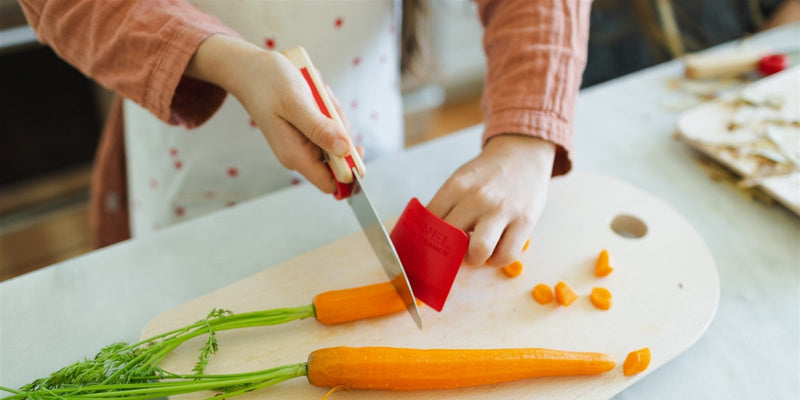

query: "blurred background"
left=0, top=0, right=797, bottom=281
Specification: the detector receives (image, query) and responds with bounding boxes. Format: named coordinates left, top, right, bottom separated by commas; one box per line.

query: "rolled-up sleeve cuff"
left=146, top=19, right=239, bottom=128
left=482, top=108, right=574, bottom=177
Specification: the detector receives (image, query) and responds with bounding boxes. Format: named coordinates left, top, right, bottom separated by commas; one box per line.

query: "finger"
left=441, top=200, right=479, bottom=235
left=295, top=150, right=337, bottom=193
left=486, top=219, right=530, bottom=267
left=427, top=176, right=464, bottom=219
left=355, top=145, right=365, bottom=159
left=270, top=120, right=337, bottom=194
left=464, top=215, right=508, bottom=266
left=283, top=87, right=351, bottom=158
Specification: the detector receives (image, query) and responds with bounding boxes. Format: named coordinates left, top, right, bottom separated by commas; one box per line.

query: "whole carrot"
left=2, top=346, right=616, bottom=399
left=307, top=346, right=616, bottom=390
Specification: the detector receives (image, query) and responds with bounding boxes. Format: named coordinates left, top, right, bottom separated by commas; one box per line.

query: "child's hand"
left=186, top=34, right=352, bottom=194
left=427, top=135, right=556, bottom=266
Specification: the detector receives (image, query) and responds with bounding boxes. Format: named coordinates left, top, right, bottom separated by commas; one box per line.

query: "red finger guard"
left=390, top=198, right=469, bottom=311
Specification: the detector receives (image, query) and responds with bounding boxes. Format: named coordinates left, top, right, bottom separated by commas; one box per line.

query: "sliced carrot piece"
left=554, top=281, right=578, bottom=306
left=532, top=284, right=554, bottom=305
left=522, top=239, right=531, bottom=252
left=590, top=287, right=612, bottom=310
left=501, top=261, right=524, bottom=278
left=594, top=249, right=613, bottom=277
left=313, top=282, right=409, bottom=324
left=623, top=347, right=651, bottom=376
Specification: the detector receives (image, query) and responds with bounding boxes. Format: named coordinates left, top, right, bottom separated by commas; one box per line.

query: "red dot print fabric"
left=123, top=0, right=404, bottom=237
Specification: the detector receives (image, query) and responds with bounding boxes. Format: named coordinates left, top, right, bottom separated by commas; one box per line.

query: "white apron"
left=124, top=0, right=403, bottom=235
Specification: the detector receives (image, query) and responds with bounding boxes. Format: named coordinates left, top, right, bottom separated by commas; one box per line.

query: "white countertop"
left=2, top=23, right=799, bottom=399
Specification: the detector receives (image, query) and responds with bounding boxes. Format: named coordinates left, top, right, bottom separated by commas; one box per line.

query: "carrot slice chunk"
left=501, top=261, right=524, bottom=278
left=314, top=281, right=409, bottom=324
left=554, top=281, right=578, bottom=306
left=590, top=287, right=612, bottom=310
left=532, top=284, right=554, bottom=305
left=594, top=249, right=613, bottom=277
left=623, top=347, right=651, bottom=376
left=522, top=239, right=531, bottom=252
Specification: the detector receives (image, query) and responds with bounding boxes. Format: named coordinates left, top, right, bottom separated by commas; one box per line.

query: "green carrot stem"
left=1, top=363, right=307, bottom=400
left=103, top=305, right=315, bottom=384
left=3, top=305, right=316, bottom=399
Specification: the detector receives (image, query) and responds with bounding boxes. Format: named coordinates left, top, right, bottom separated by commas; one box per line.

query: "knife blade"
left=281, top=46, right=422, bottom=329
left=350, top=172, right=423, bottom=329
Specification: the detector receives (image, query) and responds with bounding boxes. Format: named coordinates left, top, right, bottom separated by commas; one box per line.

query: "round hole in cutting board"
left=610, top=214, right=648, bottom=239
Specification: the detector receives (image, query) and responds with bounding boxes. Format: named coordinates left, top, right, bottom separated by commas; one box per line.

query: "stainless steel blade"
left=349, top=172, right=423, bottom=329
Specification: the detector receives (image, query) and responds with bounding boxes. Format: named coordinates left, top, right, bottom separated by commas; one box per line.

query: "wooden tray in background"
left=677, top=68, right=800, bottom=215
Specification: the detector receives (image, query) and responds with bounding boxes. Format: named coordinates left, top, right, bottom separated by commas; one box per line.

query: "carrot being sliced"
left=313, top=281, right=412, bottom=324
left=595, top=249, right=613, bottom=277
left=590, top=287, right=612, bottom=310
left=554, top=281, right=578, bottom=306
left=501, top=260, right=524, bottom=278
left=307, top=347, right=616, bottom=390
left=623, top=347, right=651, bottom=376
left=532, top=284, right=554, bottom=305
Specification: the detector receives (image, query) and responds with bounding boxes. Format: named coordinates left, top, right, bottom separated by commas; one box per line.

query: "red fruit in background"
left=758, top=53, right=789, bottom=76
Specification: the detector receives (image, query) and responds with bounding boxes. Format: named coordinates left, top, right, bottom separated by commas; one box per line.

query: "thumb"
left=284, top=94, right=351, bottom=158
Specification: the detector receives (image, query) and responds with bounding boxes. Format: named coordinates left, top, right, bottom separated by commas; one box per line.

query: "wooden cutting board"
left=141, top=172, right=719, bottom=399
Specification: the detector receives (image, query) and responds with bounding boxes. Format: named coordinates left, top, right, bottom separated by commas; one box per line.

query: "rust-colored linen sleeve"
left=477, top=0, right=591, bottom=176
left=19, top=0, right=239, bottom=127
left=19, top=0, right=241, bottom=248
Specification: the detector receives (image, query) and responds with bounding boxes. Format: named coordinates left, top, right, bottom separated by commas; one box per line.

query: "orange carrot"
left=623, top=347, right=651, bottom=376
left=554, top=281, right=578, bottom=306
left=313, top=281, right=413, bottom=324
left=522, top=239, right=531, bottom=252
left=307, top=347, right=616, bottom=390
left=532, top=284, right=554, bottom=305
left=595, top=249, right=613, bottom=277
left=590, top=287, right=612, bottom=310
left=501, top=260, right=524, bottom=278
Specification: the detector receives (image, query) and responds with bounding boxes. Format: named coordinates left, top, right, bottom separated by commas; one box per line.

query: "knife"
left=281, top=46, right=423, bottom=329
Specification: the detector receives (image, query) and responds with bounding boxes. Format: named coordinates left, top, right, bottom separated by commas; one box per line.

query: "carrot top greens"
left=1, top=363, right=308, bottom=400
left=1, top=306, right=314, bottom=400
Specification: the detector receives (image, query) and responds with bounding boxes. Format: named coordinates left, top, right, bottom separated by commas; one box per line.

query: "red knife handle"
left=281, top=46, right=365, bottom=199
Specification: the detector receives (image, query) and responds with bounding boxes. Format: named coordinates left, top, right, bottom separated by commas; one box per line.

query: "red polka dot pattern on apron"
left=124, top=2, right=402, bottom=238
